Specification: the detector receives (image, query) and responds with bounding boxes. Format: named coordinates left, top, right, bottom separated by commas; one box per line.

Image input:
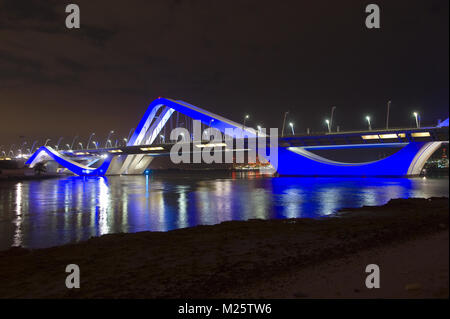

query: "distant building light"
left=398, top=133, right=406, bottom=138
left=140, top=147, right=164, bottom=151
left=108, top=149, right=123, bottom=153
left=75, top=152, right=89, bottom=155
left=411, top=132, right=431, bottom=137
left=361, top=135, right=379, bottom=140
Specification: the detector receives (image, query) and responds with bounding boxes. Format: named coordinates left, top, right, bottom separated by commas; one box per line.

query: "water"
left=0, top=172, right=448, bottom=250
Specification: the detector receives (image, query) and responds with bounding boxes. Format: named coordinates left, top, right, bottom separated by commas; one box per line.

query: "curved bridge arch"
left=128, top=98, right=258, bottom=147
left=26, top=146, right=113, bottom=176
left=117, top=98, right=259, bottom=174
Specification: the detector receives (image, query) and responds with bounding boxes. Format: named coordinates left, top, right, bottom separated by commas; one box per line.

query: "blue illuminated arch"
left=26, top=146, right=112, bottom=176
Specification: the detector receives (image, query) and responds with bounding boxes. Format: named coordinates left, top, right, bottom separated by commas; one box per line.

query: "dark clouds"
left=0, top=0, right=448, bottom=148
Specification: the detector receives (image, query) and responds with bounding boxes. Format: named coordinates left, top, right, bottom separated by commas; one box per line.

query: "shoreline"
left=0, top=197, right=448, bottom=298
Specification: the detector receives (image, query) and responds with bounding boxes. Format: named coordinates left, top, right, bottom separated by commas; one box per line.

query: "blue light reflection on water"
left=0, top=173, right=448, bottom=250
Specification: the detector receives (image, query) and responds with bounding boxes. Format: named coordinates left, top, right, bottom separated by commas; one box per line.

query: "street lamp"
left=330, top=106, right=336, bottom=132
left=92, top=141, right=98, bottom=149
left=413, top=112, right=420, bottom=128
left=78, top=142, right=83, bottom=150
left=281, top=111, right=289, bottom=137
left=366, top=116, right=372, bottom=130
left=70, top=136, right=78, bottom=150
left=386, top=100, right=391, bottom=129
left=325, top=119, right=331, bottom=133
left=87, top=133, right=95, bottom=150
left=105, top=130, right=114, bottom=148
left=243, top=114, right=249, bottom=128
left=289, top=122, right=295, bottom=135
left=44, top=139, right=51, bottom=146
left=55, top=137, right=63, bottom=150
left=66, top=143, right=71, bottom=150
left=159, top=134, right=165, bottom=144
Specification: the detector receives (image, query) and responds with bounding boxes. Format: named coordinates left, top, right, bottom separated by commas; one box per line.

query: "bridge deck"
left=57, top=127, right=448, bottom=158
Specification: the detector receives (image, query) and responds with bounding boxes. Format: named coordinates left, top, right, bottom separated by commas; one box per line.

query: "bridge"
left=25, top=97, right=449, bottom=177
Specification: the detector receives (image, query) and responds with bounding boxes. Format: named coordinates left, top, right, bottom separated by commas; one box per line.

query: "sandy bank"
left=0, top=197, right=448, bottom=298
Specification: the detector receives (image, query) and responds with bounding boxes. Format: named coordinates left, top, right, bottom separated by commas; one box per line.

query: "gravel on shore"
left=0, top=197, right=448, bottom=298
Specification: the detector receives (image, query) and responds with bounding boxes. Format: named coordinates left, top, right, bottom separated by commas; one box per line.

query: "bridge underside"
left=277, top=141, right=444, bottom=176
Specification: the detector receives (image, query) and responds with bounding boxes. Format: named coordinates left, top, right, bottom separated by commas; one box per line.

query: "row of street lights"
left=242, top=106, right=422, bottom=136
left=2, top=128, right=136, bottom=157
left=324, top=110, right=420, bottom=133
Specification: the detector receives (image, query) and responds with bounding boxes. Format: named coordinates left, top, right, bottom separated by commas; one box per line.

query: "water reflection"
left=0, top=173, right=448, bottom=250
left=13, top=183, right=23, bottom=247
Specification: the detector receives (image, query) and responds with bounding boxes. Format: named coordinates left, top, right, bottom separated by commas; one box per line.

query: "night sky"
left=0, top=0, right=448, bottom=149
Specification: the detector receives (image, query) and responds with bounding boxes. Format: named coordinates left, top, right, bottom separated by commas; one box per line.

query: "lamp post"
left=105, top=130, right=114, bottom=148
left=366, top=116, right=372, bottom=130
left=386, top=100, right=391, bottom=129
left=55, top=137, right=63, bottom=150
left=289, top=122, right=295, bottom=135
left=243, top=114, right=249, bottom=128
left=413, top=112, right=420, bottom=128
left=325, top=119, right=331, bottom=133
left=44, top=139, right=51, bottom=146
left=66, top=144, right=71, bottom=150
left=92, top=141, right=98, bottom=149
left=257, top=125, right=262, bottom=137
left=78, top=142, right=83, bottom=150
left=329, top=106, right=336, bottom=132
left=87, top=133, right=95, bottom=150
left=70, top=136, right=78, bottom=150
left=281, top=111, right=289, bottom=137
